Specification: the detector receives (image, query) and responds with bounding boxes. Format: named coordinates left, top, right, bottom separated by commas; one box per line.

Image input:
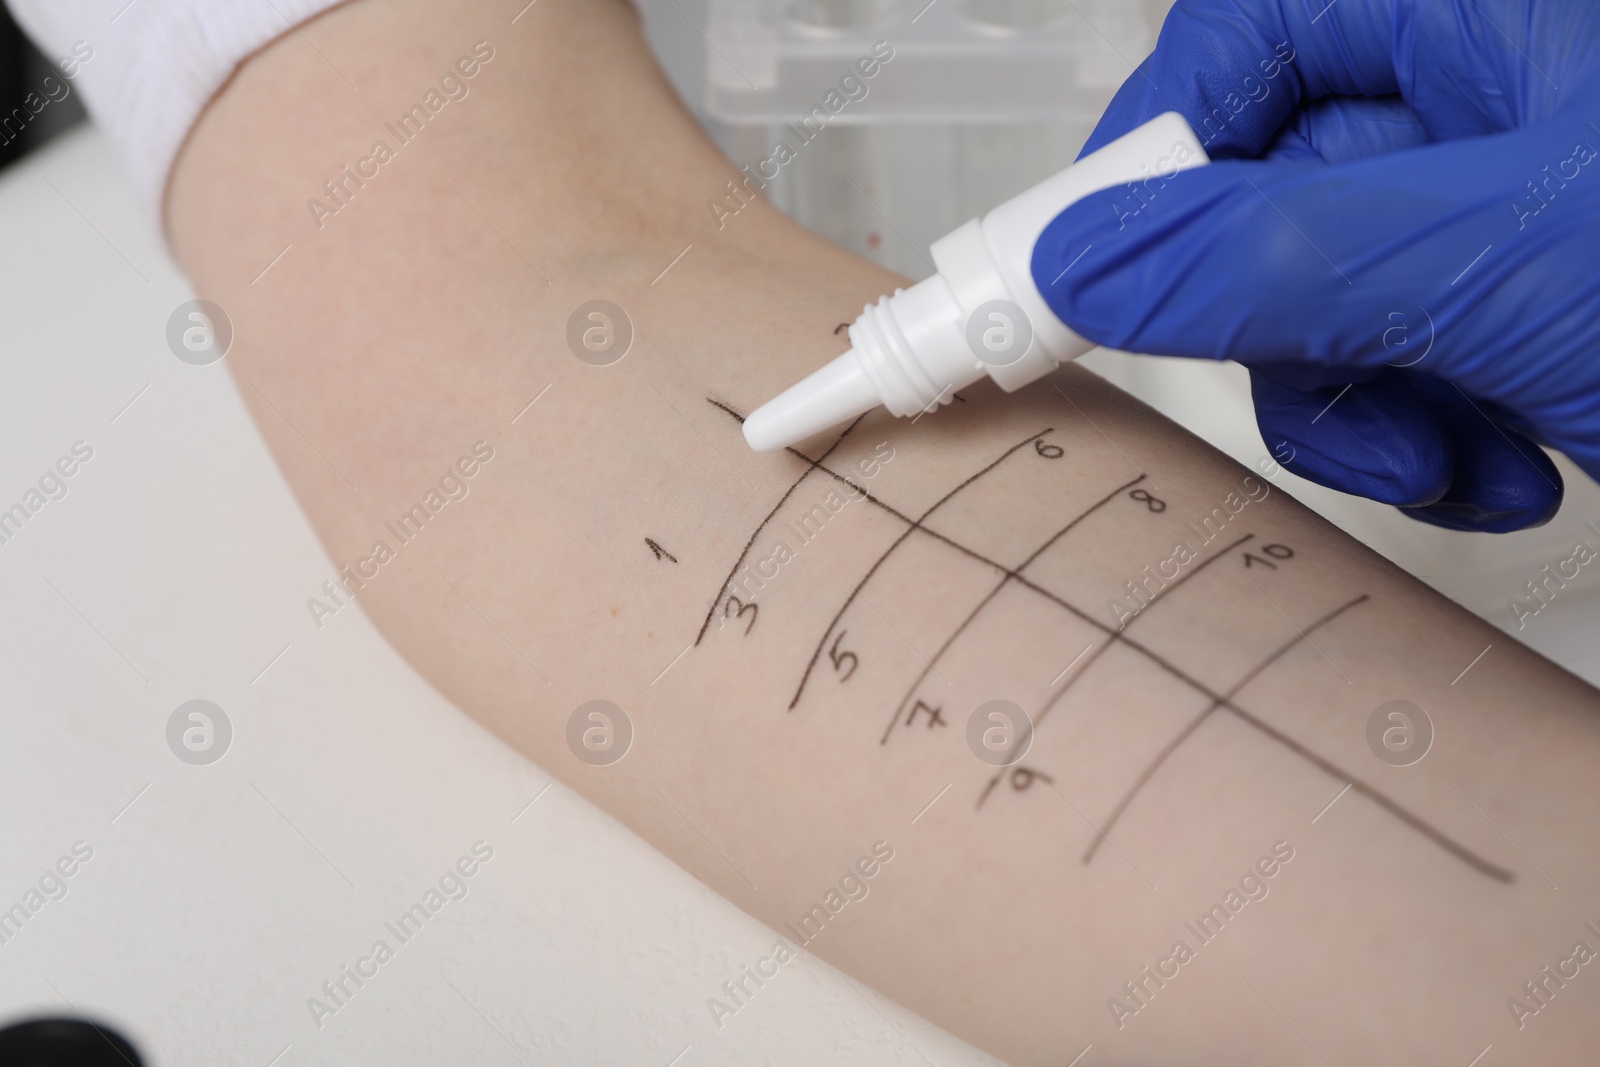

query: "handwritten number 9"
left=1242, top=543, right=1295, bottom=570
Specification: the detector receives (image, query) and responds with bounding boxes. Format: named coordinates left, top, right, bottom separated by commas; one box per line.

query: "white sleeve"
left=4, top=0, right=351, bottom=226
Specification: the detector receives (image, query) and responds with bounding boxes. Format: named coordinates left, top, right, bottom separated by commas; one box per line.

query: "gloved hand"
left=1032, top=0, right=1600, bottom=532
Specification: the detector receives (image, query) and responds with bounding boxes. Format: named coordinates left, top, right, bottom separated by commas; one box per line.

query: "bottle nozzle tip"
left=741, top=348, right=883, bottom=453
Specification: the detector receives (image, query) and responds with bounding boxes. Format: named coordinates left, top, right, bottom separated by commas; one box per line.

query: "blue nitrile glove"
left=1031, top=0, right=1600, bottom=532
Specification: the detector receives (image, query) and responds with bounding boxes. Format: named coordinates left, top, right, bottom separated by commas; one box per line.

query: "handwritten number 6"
left=829, top=631, right=858, bottom=681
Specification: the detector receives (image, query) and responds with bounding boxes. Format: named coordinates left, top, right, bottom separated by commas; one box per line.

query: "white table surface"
left=0, top=126, right=1005, bottom=1067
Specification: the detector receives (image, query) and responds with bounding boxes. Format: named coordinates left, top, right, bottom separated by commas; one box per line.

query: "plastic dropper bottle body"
left=742, top=112, right=1209, bottom=452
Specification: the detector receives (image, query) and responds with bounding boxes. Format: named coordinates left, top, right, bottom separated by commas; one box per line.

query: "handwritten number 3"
left=724, top=596, right=758, bottom=635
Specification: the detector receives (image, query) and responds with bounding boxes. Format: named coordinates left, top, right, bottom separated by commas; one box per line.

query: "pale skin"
left=164, top=0, right=1600, bottom=1063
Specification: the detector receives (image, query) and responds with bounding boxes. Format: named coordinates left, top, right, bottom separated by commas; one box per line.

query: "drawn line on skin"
left=1088, top=596, right=1515, bottom=882
left=693, top=404, right=865, bottom=646
left=1051, top=782, right=1158, bottom=890
left=1452, top=643, right=1492, bottom=685
left=1051, top=643, right=1096, bottom=686
left=1084, top=596, right=1364, bottom=863
left=654, top=384, right=758, bottom=492
left=860, top=591, right=951, bottom=687
left=1311, top=782, right=1352, bottom=824
left=881, top=472, right=1146, bottom=744
left=1451, top=782, right=1555, bottom=888
left=1027, top=531, right=1255, bottom=732
left=703, top=404, right=1506, bottom=880
left=1244, top=576, right=1351, bottom=684
left=788, top=427, right=1056, bottom=711
left=1051, top=381, right=1157, bottom=489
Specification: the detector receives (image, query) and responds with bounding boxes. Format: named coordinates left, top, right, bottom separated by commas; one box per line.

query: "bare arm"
left=166, top=1, right=1600, bottom=1062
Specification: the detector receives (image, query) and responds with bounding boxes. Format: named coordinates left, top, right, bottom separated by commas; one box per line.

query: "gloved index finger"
left=1080, top=0, right=1404, bottom=161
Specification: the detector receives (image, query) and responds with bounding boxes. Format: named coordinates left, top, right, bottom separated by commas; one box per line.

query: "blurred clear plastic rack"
left=705, top=0, right=1150, bottom=124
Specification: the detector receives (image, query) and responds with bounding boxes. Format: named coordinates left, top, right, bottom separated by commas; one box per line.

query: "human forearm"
left=166, top=2, right=1600, bottom=1063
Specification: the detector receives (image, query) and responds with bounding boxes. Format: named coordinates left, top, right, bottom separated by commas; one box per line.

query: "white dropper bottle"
left=742, top=112, right=1208, bottom=452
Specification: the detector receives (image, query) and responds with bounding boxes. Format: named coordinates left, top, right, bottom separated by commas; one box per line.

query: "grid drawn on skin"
left=703, top=400, right=1512, bottom=882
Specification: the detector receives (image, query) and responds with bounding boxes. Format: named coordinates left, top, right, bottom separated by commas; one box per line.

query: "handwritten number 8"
left=1130, top=488, right=1165, bottom=512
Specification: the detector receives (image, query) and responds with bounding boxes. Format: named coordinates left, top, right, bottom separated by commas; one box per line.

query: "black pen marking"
left=702, top=399, right=1511, bottom=882
left=788, top=428, right=1055, bottom=711
left=693, top=400, right=864, bottom=646
left=881, top=473, right=1147, bottom=744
